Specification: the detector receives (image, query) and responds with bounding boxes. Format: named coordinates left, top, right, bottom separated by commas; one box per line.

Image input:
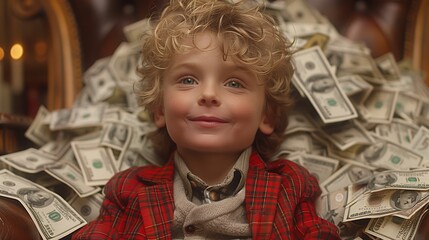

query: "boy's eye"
left=225, top=80, right=242, bottom=88
left=180, top=77, right=197, bottom=85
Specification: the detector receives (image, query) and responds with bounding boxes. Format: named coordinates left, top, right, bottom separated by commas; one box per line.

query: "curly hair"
left=135, top=0, right=294, bottom=161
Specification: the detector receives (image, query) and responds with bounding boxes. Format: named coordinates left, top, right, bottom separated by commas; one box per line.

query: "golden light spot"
left=11, top=44, right=24, bottom=60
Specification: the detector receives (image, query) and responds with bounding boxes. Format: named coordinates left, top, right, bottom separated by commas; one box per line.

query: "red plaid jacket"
left=72, top=151, right=340, bottom=239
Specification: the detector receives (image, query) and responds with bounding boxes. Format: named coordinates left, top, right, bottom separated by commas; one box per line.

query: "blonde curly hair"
left=135, top=0, right=294, bottom=161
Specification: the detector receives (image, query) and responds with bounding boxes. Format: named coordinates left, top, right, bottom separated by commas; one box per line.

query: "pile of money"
left=1, top=0, right=429, bottom=239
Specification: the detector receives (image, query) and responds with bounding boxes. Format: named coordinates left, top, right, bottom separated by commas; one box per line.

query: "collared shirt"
left=174, top=148, right=250, bottom=204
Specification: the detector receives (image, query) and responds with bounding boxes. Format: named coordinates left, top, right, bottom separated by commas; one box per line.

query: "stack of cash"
left=1, top=0, right=429, bottom=239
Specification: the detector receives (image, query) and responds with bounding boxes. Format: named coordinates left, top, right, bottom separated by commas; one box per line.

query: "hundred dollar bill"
left=0, top=169, right=86, bottom=240
left=123, top=18, right=151, bottom=43
left=50, top=104, right=107, bottom=131
left=279, top=132, right=314, bottom=154
left=321, top=163, right=374, bottom=193
left=25, top=105, right=53, bottom=146
left=395, top=91, right=422, bottom=120
left=365, top=208, right=426, bottom=240
left=344, top=189, right=429, bottom=222
left=359, top=88, right=398, bottom=124
left=318, top=120, right=374, bottom=151
left=0, top=148, right=58, bottom=173
left=84, top=57, right=116, bottom=103
left=283, top=0, right=327, bottom=23
left=69, top=193, right=104, bottom=222
left=45, top=163, right=101, bottom=198
left=301, top=153, right=339, bottom=183
left=316, top=188, right=348, bottom=226
left=410, top=126, right=429, bottom=165
left=375, top=52, right=402, bottom=81
left=367, top=169, right=429, bottom=192
left=285, top=111, right=317, bottom=134
left=355, top=138, right=423, bottom=170
left=374, top=118, right=419, bottom=148
left=71, top=139, right=118, bottom=186
left=337, top=75, right=373, bottom=105
left=108, top=42, right=141, bottom=84
left=292, top=46, right=357, bottom=123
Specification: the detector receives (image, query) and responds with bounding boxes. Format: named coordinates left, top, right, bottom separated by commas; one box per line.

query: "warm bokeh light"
left=0, top=47, right=4, bottom=61
left=10, top=43, right=24, bottom=60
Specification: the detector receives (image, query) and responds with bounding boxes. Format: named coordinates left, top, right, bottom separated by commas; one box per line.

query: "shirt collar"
left=174, top=148, right=250, bottom=201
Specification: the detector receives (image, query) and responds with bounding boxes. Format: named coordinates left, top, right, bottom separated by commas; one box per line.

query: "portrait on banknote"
left=17, top=187, right=55, bottom=208
left=367, top=172, right=397, bottom=190
left=358, top=141, right=387, bottom=163
left=306, top=73, right=336, bottom=93
left=103, top=122, right=129, bottom=148
left=390, top=190, right=421, bottom=210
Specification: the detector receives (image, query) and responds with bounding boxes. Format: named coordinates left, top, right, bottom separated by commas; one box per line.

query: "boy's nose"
left=198, top=84, right=220, bottom=106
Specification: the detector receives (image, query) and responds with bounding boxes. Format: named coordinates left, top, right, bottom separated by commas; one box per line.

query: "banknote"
left=285, top=111, right=317, bottom=134
left=318, top=120, right=374, bottom=150
left=321, top=163, right=374, bottom=193
left=0, top=169, right=86, bottom=240
left=374, top=118, right=419, bottom=148
left=123, top=18, right=152, bottom=43
left=83, top=57, right=116, bottom=103
left=365, top=207, right=426, bottom=240
left=375, top=52, right=402, bottom=81
left=316, top=188, right=348, bottom=226
left=45, top=163, right=101, bottom=198
left=69, top=193, right=104, bottom=222
left=108, top=42, right=141, bottom=84
left=395, top=91, right=422, bottom=120
left=367, top=169, right=429, bottom=192
left=410, top=126, right=429, bottom=164
left=355, top=138, right=423, bottom=170
left=337, top=75, right=373, bottom=105
left=359, top=88, right=398, bottom=124
left=344, top=189, right=429, bottom=221
left=25, top=105, right=53, bottom=146
left=292, top=46, right=357, bottom=123
left=301, top=153, right=339, bottom=183
left=0, top=148, right=58, bottom=173
left=71, top=139, right=118, bottom=186
left=50, top=104, right=107, bottom=131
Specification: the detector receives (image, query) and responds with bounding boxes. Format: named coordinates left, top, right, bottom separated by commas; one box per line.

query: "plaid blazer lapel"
left=245, top=152, right=282, bottom=239
left=137, top=158, right=175, bottom=239
left=138, top=183, right=174, bottom=239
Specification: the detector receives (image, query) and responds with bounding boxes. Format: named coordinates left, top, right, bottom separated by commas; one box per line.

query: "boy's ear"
left=259, top=115, right=274, bottom=135
left=154, top=107, right=166, bottom=128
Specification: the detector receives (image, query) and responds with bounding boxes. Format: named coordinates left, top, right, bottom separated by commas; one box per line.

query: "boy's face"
left=155, top=31, right=273, bottom=156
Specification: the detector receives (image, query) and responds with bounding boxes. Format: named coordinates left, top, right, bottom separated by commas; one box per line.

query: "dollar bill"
left=344, top=189, right=429, bottom=221
left=374, top=118, right=419, bottom=148
left=365, top=207, right=426, bottom=240
left=395, top=91, right=422, bottom=120
left=359, top=88, right=398, bottom=124
left=367, top=169, right=429, bottom=192
left=71, top=139, right=118, bottom=186
left=337, top=75, right=373, bottom=105
left=25, top=106, right=53, bottom=146
left=0, top=169, right=86, bottom=240
left=50, top=104, right=107, bottom=131
left=375, top=52, right=402, bottom=81
left=356, top=138, right=423, bottom=170
left=108, top=42, right=141, bottom=84
left=410, top=126, right=429, bottom=165
left=123, top=18, right=152, bottom=43
left=301, top=153, right=339, bottom=183
left=69, top=193, right=104, bottom=222
left=321, top=163, right=374, bottom=193
left=285, top=111, right=317, bottom=134
left=45, top=163, right=101, bottom=198
left=316, top=188, right=348, bottom=226
left=292, top=46, right=357, bottom=123
left=84, top=57, right=117, bottom=103
left=0, top=148, right=58, bottom=173
left=318, top=120, right=374, bottom=150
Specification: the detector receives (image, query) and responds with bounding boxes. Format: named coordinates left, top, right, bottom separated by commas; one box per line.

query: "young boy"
left=73, top=0, right=340, bottom=239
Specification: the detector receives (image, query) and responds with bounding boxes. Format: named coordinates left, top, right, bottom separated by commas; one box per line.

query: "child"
left=72, top=0, right=340, bottom=239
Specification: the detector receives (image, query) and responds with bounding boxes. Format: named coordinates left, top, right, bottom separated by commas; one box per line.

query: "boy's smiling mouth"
left=188, top=115, right=228, bottom=128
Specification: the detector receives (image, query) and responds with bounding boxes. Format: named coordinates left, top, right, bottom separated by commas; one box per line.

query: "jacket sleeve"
left=292, top=164, right=341, bottom=239
left=71, top=168, right=145, bottom=240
